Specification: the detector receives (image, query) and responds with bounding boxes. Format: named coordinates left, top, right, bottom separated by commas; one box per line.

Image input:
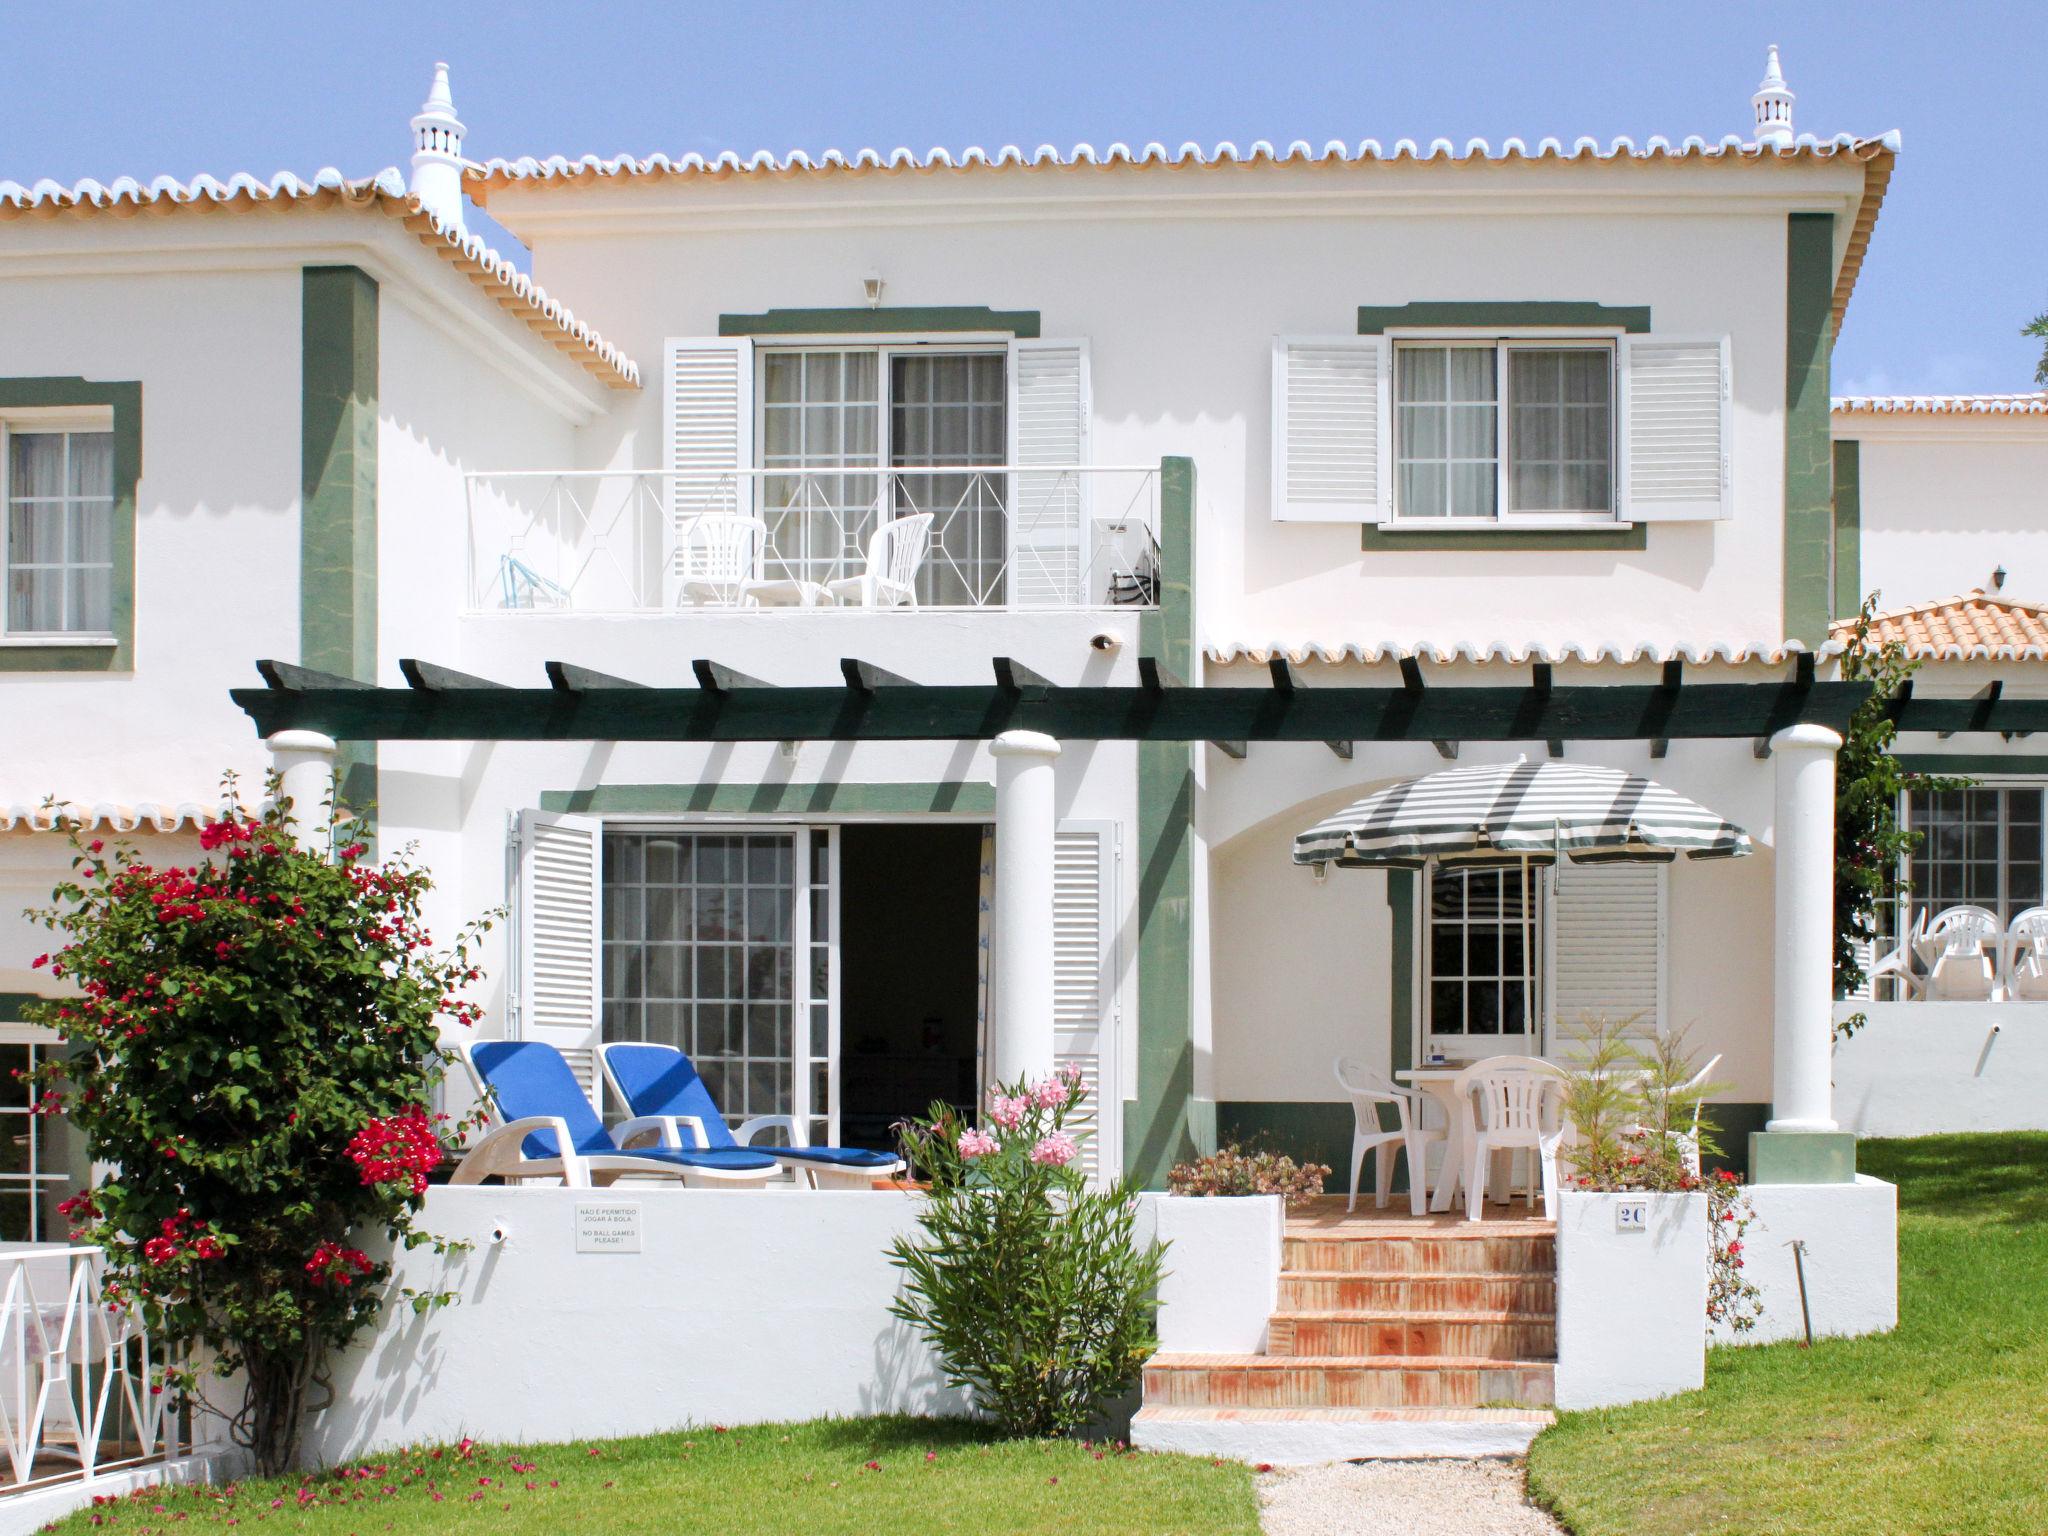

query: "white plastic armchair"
left=2007, top=907, right=2048, bottom=1000
left=1924, top=904, right=2001, bottom=1001
left=1866, top=908, right=1927, bottom=1002
left=826, top=513, right=932, bottom=609
left=677, top=516, right=767, bottom=607
left=1333, top=1058, right=1443, bottom=1215
left=1452, top=1055, right=1566, bottom=1222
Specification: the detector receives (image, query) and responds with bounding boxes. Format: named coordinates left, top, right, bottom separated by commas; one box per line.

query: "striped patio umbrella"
left=1292, top=758, right=1753, bottom=868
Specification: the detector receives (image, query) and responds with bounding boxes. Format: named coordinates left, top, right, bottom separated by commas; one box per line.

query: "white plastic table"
left=1395, top=1067, right=1482, bottom=1213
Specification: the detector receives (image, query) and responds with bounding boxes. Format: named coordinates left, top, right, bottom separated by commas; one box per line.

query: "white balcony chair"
left=1333, top=1057, right=1444, bottom=1216
left=2006, top=907, right=2048, bottom=1000
left=1923, top=904, right=2001, bottom=1001
left=1622, top=1051, right=1723, bottom=1177
left=1452, top=1055, right=1566, bottom=1222
left=677, top=516, right=768, bottom=607
left=1866, top=908, right=1927, bottom=1001
left=825, top=513, right=932, bottom=609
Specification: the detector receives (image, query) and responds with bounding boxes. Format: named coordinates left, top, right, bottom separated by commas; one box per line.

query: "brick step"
left=1279, top=1269, right=1557, bottom=1313
left=1131, top=1405, right=1554, bottom=1464
left=1267, top=1310, right=1556, bottom=1361
left=1143, top=1352, right=1555, bottom=1411
left=1282, top=1233, right=1555, bottom=1275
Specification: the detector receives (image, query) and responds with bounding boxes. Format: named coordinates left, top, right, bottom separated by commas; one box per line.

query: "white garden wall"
left=1553, top=1190, right=1708, bottom=1410
left=1832, top=1002, right=2048, bottom=1137
left=297, top=1187, right=1272, bottom=1466
left=1711, top=1176, right=1897, bottom=1347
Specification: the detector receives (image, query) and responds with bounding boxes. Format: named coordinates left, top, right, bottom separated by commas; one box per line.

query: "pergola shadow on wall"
left=231, top=652, right=2044, bottom=1187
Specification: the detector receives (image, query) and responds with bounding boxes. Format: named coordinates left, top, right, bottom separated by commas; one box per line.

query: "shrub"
left=1557, top=1020, right=1763, bottom=1334
left=23, top=782, right=495, bottom=1473
left=1167, top=1143, right=1330, bottom=1208
left=888, top=1068, right=1165, bottom=1437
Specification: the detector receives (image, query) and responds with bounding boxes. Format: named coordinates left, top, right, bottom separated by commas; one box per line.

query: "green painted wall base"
left=1702, top=1102, right=1770, bottom=1177
left=1749, top=1129, right=1858, bottom=1185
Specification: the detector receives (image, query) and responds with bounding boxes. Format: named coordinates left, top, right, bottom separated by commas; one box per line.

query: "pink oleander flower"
left=1031, top=1076, right=1069, bottom=1109
left=1030, top=1132, right=1078, bottom=1168
left=1060, top=1061, right=1085, bottom=1085
left=958, top=1128, right=1000, bottom=1158
left=988, top=1094, right=1026, bottom=1131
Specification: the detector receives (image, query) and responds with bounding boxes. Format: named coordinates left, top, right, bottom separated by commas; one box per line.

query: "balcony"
left=465, top=464, right=1163, bottom=615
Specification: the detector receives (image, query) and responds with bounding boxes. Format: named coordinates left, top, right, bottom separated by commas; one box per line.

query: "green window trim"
left=0, top=993, right=53, bottom=1025
left=1893, top=755, right=2048, bottom=779
left=0, top=377, right=141, bottom=672
left=719, top=307, right=1042, bottom=339
left=1832, top=438, right=1861, bottom=621
left=1783, top=214, right=1836, bottom=647
left=1357, top=302, right=1651, bottom=336
left=301, top=265, right=380, bottom=834
left=1362, top=524, right=1646, bottom=553
left=540, top=782, right=996, bottom=816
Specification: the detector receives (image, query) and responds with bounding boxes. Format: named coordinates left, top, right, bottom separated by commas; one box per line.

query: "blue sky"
left=3, top=0, right=2041, bottom=394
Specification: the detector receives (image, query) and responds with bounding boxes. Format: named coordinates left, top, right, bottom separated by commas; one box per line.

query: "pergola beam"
left=233, top=670, right=1875, bottom=744
left=399, top=659, right=508, bottom=691
left=545, top=661, right=648, bottom=692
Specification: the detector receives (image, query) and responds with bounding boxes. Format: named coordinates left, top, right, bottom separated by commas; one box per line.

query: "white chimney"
left=1752, top=44, right=1795, bottom=149
left=408, top=62, right=467, bottom=234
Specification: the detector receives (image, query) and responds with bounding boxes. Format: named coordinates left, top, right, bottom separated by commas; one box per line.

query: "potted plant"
left=1551, top=1023, right=1760, bottom=1410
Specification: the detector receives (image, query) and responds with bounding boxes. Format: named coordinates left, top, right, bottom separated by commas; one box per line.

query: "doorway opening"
left=836, top=822, right=987, bottom=1149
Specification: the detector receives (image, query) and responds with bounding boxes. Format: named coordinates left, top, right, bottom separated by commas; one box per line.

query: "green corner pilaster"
left=1130, top=455, right=1198, bottom=1189
left=300, top=266, right=379, bottom=829
left=0, top=378, right=141, bottom=672
left=1832, top=438, right=1861, bottom=622
left=1387, top=871, right=1415, bottom=1085
left=1783, top=213, right=1835, bottom=646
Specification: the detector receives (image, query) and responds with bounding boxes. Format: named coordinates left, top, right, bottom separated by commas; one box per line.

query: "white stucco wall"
left=487, top=154, right=1870, bottom=657
left=1711, top=1175, right=1897, bottom=1347
left=1554, top=1189, right=1709, bottom=1410
left=1841, top=413, right=2048, bottom=609
left=1832, top=1002, right=2048, bottom=1137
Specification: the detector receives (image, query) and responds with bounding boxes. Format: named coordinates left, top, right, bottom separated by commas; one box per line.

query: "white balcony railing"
left=0, top=1246, right=172, bottom=1495
left=464, top=464, right=1163, bottom=615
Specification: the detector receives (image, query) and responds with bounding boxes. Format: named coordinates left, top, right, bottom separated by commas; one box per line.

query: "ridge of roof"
left=0, top=167, right=640, bottom=390
left=1833, top=392, right=2048, bottom=416
left=1832, top=590, right=2048, bottom=661
left=1204, top=639, right=1841, bottom=666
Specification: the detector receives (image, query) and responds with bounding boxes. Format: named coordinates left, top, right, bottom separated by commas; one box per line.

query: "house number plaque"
left=574, top=1202, right=643, bottom=1254
left=1614, top=1199, right=1649, bottom=1233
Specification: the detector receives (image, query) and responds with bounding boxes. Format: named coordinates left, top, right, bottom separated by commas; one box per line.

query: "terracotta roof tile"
left=1833, top=592, right=2048, bottom=660
left=1833, top=393, right=2048, bottom=416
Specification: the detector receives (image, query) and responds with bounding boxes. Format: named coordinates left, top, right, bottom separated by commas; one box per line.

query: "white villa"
left=0, top=47, right=2042, bottom=1486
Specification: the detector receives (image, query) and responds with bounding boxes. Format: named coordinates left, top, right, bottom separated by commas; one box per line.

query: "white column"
left=266, top=730, right=338, bottom=854
left=990, top=730, right=1062, bottom=1088
left=1767, top=723, right=1842, bottom=1132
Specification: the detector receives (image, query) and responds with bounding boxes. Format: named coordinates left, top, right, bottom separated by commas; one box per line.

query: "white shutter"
left=1271, top=336, right=1390, bottom=523
left=1546, top=861, right=1667, bottom=1043
left=1619, top=335, right=1732, bottom=522
left=664, top=337, right=754, bottom=597
left=516, top=810, right=604, bottom=1103
left=1007, top=338, right=1091, bottom=606
left=1054, top=823, right=1118, bottom=1185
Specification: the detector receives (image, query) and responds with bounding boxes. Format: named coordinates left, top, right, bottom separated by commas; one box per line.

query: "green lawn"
left=51, top=1416, right=1257, bottom=1536
left=1528, top=1132, right=2048, bottom=1536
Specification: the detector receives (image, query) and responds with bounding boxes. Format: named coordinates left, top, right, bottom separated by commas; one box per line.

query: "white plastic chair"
left=1333, top=1058, right=1444, bottom=1216
left=1452, top=1055, right=1566, bottom=1222
left=1623, top=1051, right=1723, bottom=1177
left=1923, top=905, right=2001, bottom=1001
left=825, top=513, right=932, bottom=609
left=1866, top=908, right=1927, bottom=1001
left=677, top=517, right=767, bottom=607
left=2006, top=907, right=2048, bottom=1000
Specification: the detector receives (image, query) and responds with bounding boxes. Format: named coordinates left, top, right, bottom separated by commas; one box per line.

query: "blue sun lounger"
left=599, top=1042, right=905, bottom=1190
left=454, top=1040, right=780, bottom=1188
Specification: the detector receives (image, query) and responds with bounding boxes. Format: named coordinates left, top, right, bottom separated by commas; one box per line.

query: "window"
left=600, top=828, right=834, bottom=1143
left=1904, top=785, right=2044, bottom=930
left=5, top=427, right=114, bottom=636
left=1393, top=341, right=1613, bottom=522
left=0, top=1033, right=79, bottom=1241
left=1427, top=866, right=1541, bottom=1044
left=758, top=346, right=1007, bottom=604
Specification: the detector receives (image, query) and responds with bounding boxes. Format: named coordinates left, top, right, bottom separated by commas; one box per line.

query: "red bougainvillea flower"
left=347, top=1108, right=446, bottom=1195
left=304, top=1241, right=375, bottom=1287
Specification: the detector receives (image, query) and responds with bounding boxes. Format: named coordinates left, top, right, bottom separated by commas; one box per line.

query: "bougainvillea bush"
left=889, top=1069, right=1165, bottom=1437
left=23, top=781, right=495, bottom=1474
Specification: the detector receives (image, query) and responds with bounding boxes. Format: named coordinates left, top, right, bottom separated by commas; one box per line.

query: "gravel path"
left=1258, top=1458, right=1565, bottom=1536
